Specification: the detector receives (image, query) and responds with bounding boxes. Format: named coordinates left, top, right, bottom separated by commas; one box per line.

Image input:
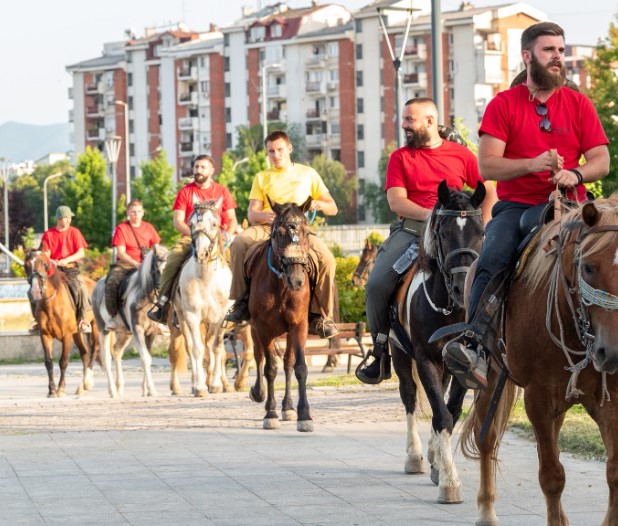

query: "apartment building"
left=68, top=1, right=597, bottom=223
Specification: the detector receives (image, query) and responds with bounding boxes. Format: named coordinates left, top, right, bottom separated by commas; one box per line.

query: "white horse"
left=173, top=198, right=232, bottom=397
left=91, top=246, right=168, bottom=398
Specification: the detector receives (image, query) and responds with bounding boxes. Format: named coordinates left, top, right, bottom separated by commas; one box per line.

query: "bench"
left=225, top=321, right=370, bottom=375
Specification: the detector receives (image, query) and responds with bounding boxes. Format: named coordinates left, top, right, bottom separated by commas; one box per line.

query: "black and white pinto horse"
left=391, top=180, right=486, bottom=503
left=91, top=245, right=168, bottom=397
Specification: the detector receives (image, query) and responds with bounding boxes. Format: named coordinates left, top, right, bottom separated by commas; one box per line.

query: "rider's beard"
left=529, top=52, right=566, bottom=90
left=405, top=125, right=431, bottom=149
left=194, top=173, right=208, bottom=185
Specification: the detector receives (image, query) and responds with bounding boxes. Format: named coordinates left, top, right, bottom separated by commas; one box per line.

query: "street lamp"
left=43, top=172, right=64, bottom=232
left=232, top=157, right=249, bottom=172
left=0, top=158, right=9, bottom=274
left=104, top=136, right=122, bottom=235
left=114, top=100, right=130, bottom=203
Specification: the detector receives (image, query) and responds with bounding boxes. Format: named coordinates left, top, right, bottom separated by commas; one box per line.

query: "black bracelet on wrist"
left=569, top=168, right=583, bottom=186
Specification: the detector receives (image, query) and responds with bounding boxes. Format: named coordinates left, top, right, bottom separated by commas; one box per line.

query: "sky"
left=0, top=0, right=615, bottom=126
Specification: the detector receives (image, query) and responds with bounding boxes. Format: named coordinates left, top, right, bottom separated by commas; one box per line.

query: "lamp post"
left=114, top=100, right=130, bottom=203
left=43, top=172, right=64, bottom=232
left=0, top=158, right=9, bottom=274
left=104, top=136, right=122, bottom=235
left=232, top=157, right=249, bottom=172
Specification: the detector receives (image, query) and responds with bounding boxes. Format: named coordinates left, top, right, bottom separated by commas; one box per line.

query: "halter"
left=424, top=207, right=482, bottom=315
left=190, top=206, right=221, bottom=262
left=26, top=252, right=55, bottom=301
left=268, top=212, right=309, bottom=279
left=547, top=220, right=618, bottom=402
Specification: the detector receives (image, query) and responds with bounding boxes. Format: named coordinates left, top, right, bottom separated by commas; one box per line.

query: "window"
left=250, top=26, right=265, bottom=42
left=223, top=56, right=230, bottom=72
left=326, top=42, right=339, bottom=57
left=127, top=73, right=133, bottom=87
left=225, top=108, right=231, bottom=123
left=357, top=150, right=365, bottom=168
left=329, top=96, right=339, bottom=109
left=329, top=69, right=339, bottom=81
left=331, top=149, right=341, bottom=161
left=355, top=44, right=363, bottom=60
left=357, top=98, right=364, bottom=114
left=355, top=19, right=362, bottom=33
left=270, top=23, right=282, bottom=38
left=128, top=96, right=134, bottom=110
left=128, top=119, right=134, bottom=133
left=330, top=123, right=340, bottom=134
left=200, top=81, right=210, bottom=93
left=226, top=133, right=232, bottom=149
left=357, top=123, right=364, bottom=140
left=224, top=83, right=231, bottom=97
left=356, top=70, right=363, bottom=87
left=224, top=34, right=229, bottom=47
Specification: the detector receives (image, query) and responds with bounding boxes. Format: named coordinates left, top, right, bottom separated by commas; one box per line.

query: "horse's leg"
left=113, top=333, right=131, bottom=397
left=41, top=333, right=57, bottom=397
left=262, top=340, right=280, bottom=430
left=73, top=333, right=91, bottom=395
left=81, top=331, right=98, bottom=392
left=249, top=327, right=266, bottom=403
left=168, top=327, right=186, bottom=395
left=392, top=346, right=425, bottom=474
left=415, top=355, right=463, bottom=503
left=524, top=388, right=569, bottom=526
left=291, top=329, right=313, bottom=433
left=281, top=340, right=296, bottom=421
left=182, top=315, right=206, bottom=397
left=133, top=326, right=158, bottom=397
left=235, top=325, right=255, bottom=391
left=56, top=334, right=73, bottom=397
left=208, top=325, right=226, bottom=394
left=218, top=336, right=232, bottom=393
left=99, top=331, right=118, bottom=398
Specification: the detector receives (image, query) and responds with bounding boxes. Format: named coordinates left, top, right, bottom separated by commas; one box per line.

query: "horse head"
left=139, top=244, right=168, bottom=294
left=352, top=238, right=379, bottom=287
left=24, top=249, right=51, bottom=300
left=189, top=198, right=222, bottom=264
left=421, top=180, right=486, bottom=309
left=268, top=196, right=311, bottom=291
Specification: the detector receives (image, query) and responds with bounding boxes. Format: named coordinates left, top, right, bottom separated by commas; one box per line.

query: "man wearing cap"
left=39, top=205, right=92, bottom=333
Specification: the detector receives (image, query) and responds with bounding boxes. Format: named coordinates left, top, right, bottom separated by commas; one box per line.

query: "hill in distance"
left=0, top=121, right=71, bottom=163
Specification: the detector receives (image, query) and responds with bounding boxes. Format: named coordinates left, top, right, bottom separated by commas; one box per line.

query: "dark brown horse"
left=248, top=197, right=314, bottom=432
left=352, top=238, right=380, bottom=288
left=24, top=250, right=99, bottom=397
left=460, top=195, right=618, bottom=525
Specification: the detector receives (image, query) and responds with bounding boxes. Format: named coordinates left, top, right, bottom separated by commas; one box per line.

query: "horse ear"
left=215, top=196, right=223, bottom=209
left=470, top=183, right=486, bottom=208
left=267, top=195, right=282, bottom=215
left=300, top=197, right=312, bottom=214
left=582, top=202, right=600, bottom=227
left=437, top=180, right=450, bottom=205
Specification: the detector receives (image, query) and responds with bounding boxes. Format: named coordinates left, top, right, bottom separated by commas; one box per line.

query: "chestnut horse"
left=460, top=195, right=618, bottom=526
left=24, top=250, right=99, bottom=397
left=248, top=197, right=314, bottom=432
left=391, top=180, right=486, bottom=503
left=351, top=238, right=380, bottom=288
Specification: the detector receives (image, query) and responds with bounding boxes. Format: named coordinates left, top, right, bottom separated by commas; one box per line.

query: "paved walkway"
left=0, top=358, right=608, bottom=525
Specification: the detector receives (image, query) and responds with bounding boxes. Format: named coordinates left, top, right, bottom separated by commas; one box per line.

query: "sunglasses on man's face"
left=536, top=103, right=551, bottom=133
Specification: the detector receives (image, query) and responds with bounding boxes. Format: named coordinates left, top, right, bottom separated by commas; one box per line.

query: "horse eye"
left=582, top=263, right=595, bottom=276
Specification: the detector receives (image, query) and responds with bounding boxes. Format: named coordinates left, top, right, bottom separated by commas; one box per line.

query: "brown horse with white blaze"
left=460, top=195, right=618, bottom=526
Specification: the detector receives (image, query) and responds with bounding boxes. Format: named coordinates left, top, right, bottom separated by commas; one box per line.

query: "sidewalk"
left=0, top=358, right=608, bottom=525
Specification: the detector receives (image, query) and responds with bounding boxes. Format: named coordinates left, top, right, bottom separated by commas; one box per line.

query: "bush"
left=335, top=255, right=366, bottom=323
left=81, top=248, right=112, bottom=281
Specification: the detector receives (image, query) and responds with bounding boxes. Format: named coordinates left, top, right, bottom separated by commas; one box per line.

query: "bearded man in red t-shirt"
left=104, top=199, right=161, bottom=330
left=147, top=154, right=238, bottom=323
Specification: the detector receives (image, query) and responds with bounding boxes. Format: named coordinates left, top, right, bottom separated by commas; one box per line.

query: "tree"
left=360, top=142, right=397, bottom=224
left=585, top=17, right=618, bottom=195
left=310, top=154, right=357, bottom=225
left=133, top=150, right=179, bottom=246
left=61, top=146, right=112, bottom=250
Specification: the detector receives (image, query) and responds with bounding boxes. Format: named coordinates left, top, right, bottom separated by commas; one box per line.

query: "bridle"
left=190, top=205, right=221, bottom=261
left=268, top=211, right=309, bottom=279
left=423, top=206, right=483, bottom=315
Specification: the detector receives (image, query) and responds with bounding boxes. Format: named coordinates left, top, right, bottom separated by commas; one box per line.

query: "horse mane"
left=138, top=249, right=156, bottom=292
left=522, top=194, right=618, bottom=290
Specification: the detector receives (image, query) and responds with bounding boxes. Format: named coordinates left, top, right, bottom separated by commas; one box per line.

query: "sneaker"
left=355, top=342, right=391, bottom=384
left=308, top=315, right=339, bottom=339
left=147, top=303, right=168, bottom=324
left=104, top=318, right=117, bottom=331
left=443, top=340, right=488, bottom=390
left=78, top=320, right=92, bottom=334
left=224, top=299, right=250, bottom=323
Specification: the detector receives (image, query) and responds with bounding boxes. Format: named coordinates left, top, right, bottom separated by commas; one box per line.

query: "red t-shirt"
left=479, top=84, right=608, bottom=205
left=112, top=221, right=161, bottom=263
left=41, top=226, right=88, bottom=260
left=173, top=181, right=237, bottom=229
left=385, top=140, right=484, bottom=210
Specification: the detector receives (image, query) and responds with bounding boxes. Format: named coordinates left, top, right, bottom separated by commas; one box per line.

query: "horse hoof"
left=75, top=385, right=84, bottom=396
left=194, top=389, right=208, bottom=398
left=404, top=457, right=425, bottom=474
left=233, top=379, right=245, bottom=391
left=321, top=365, right=334, bottom=373
left=281, top=409, right=296, bottom=421
left=430, top=465, right=440, bottom=486
left=297, top=420, right=314, bottom=432
left=47, top=392, right=56, bottom=398
left=209, top=385, right=223, bottom=394
left=438, top=484, right=463, bottom=504
left=475, top=515, right=499, bottom=526
left=171, top=389, right=183, bottom=396
left=263, top=418, right=280, bottom=430
left=249, top=388, right=264, bottom=403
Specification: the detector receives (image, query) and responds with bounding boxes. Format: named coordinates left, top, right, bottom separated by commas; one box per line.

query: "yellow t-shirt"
left=249, top=163, right=329, bottom=212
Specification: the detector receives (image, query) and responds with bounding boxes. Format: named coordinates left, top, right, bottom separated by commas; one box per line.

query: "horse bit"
left=268, top=216, right=308, bottom=279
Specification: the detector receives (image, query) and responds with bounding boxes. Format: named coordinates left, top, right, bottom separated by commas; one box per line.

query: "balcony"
left=178, top=92, right=198, bottom=105
left=266, top=85, right=286, bottom=98
left=306, top=55, right=326, bottom=68
left=86, top=105, right=103, bottom=117
left=327, top=81, right=338, bottom=92
left=178, top=67, right=197, bottom=81
left=403, top=44, right=427, bottom=60
left=305, top=81, right=324, bottom=94
left=306, top=108, right=320, bottom=119
left=402, top=72, right=427, bottom=88
left=86, top=128, right=103, bottom=141
left=306, top=134, right=324, bottom=147
left=179, top=141, right=195, bottom=156
left=85, top=82, right=100, bottom=94
left=179, top=117, right=198, bottom=130
left=267, top=109, right=280, bottom=120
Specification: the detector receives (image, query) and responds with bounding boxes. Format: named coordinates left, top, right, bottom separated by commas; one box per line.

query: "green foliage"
left=453, top=117, right=478, bottom=155
left=367, top=231, right=385, bottom=246
left=335, top=255, right=366, bottom=323
left=61, top=147, right=112, bottom=250
left=585, top=18, right=618, bottom=195
left=310, top=154, right=358, bottom=225
left=361, top=141, right=397, bottom=224
left=133, top=150, right=179, bottom=247
left=81, top=247, right=112, bottom=281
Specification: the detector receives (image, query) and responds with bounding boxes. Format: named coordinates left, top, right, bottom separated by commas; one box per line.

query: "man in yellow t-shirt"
left=224, top=130, right=339, bottom=338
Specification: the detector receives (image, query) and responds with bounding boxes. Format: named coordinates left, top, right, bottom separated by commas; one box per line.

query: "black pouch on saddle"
left=401, top=218, right=425, bottom=236
left=140, top=247, right=150, bottom=258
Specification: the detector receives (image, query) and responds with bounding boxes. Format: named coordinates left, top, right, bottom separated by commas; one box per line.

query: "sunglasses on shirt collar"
left=536, top=103, right=551, bottom=133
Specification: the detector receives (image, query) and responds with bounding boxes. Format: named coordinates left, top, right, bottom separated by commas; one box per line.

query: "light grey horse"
left=90, top=245, right=168, bottom=397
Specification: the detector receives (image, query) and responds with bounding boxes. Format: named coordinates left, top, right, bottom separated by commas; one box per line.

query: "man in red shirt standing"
left=147, top=154, right=238, bottom=323
left=40, top=205, right=92, bottom=333
left=104, top=199, right=161, bottom=330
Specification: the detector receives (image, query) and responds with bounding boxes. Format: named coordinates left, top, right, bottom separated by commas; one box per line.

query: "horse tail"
left=459, top=377, right=519, bottom=462
left=411, top=361, right=431, bottom=416
left=168, top=326, right=188, bottom=374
